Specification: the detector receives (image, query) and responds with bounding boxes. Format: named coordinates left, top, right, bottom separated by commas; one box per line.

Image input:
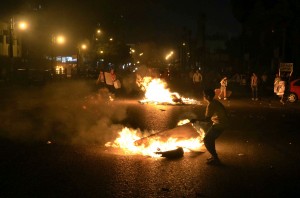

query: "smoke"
left=0, top=80, right=128, bottom=145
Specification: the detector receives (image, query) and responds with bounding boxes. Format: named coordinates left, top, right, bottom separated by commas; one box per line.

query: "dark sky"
left=49, top=0, right=241, bottom=43
left=2, top=0, right=241, bottom=47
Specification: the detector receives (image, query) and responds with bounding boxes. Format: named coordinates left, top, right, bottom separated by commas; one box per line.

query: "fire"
left=105, top=119, right=206, bottom=158
left=137, top=76, right=200, bottom=105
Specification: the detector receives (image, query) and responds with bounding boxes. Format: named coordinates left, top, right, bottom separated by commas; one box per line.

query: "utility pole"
left=9, top=17, right=15, bottom=80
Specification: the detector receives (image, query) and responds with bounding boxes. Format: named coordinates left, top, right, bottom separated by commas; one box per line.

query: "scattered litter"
left=238, top=153, right=245, bottom=156
left=47, top=141, right=52, bottom=144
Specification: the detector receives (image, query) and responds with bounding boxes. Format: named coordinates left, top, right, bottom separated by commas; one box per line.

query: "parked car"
left=287, top=78, right=300, bottom=103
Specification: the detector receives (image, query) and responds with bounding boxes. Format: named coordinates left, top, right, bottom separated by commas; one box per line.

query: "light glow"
left=105, top=120, right=205, bottom=157
left=18, top=21, right=28, bottom=30
left=136, top=76, right=200, bottom=105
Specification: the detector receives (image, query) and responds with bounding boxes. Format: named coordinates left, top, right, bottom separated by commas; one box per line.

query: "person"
left=110, top=69, right=117, bottom=82
left=251, top=73, right=258, bottom=100
left=202, top=88, right=229, bottom=165
left=218, top=76, right=227, bottom=100
left=96, top=70, right=105, bottom=86
left=192, top=70, right=203, bottom=97
left=274, top=73, right=281, bottom=95
left=277, top=79, right=285, bottom=104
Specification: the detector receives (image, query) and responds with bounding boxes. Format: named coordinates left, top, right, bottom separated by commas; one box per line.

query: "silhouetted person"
left=202, top=88, right=229, bottom=165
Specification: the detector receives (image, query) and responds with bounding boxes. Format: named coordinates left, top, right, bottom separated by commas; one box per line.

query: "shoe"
left=206, top=158, right=221, bottom=165
left=218, top=96, right=221, bottom=100
left=224, top=98, right=227, bottom=100
left=206, top=156, right=214, bottom=161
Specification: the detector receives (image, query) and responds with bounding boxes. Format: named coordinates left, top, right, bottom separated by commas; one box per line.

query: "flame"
left=105, top=119, right=206, bottom=158
left=137, top=76, right=200, bottom=105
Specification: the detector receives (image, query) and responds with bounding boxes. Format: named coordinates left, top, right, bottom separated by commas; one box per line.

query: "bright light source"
left=56, top=35, right=65, bottom=44
left=81, top=44, right=87, bottom=49
left=18, top=21, right=28, bottom=30
left=165, top=51, right=174, bottom=60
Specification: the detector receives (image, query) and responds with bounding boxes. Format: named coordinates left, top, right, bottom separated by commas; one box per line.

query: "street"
left=0, top=80, right=300, bottom=197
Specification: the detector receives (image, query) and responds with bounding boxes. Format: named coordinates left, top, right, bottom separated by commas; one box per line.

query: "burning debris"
left=136, top=76, right=201, bottom=105
left=155, top=147, right=184, bottom=159
left=105, top=119, right=206, bottom=158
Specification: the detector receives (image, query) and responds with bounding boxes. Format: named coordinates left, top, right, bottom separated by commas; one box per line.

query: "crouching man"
left=202, top=88, right=229, bottom=165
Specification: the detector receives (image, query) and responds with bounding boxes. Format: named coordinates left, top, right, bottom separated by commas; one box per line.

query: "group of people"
left=96, top=68, right=122, bottom=94
left=216, top=72, right=287, bottom=104
left=195, top=72, right=289, bottom=167
left=217, top=73, right=259, bottom=100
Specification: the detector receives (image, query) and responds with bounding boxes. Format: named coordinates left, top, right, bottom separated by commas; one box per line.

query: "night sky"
left=2, top=0, right=241, bottom=47
left=50, top=0, right=241, bottom=43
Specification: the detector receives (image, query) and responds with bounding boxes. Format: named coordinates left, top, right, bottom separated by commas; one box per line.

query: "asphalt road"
left=0, top=80, right=300, bottom=197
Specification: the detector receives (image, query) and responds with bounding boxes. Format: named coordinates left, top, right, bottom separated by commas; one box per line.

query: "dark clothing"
left=203, top=99, right=229, bottom=159
left=204, top=126, right=223, bottom=158
left=205, top=99, right=229, bottom=127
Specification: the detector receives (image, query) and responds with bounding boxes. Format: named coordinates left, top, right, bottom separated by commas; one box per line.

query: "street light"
left=165, top=51, right=174, bottom=60
left=8, top=17, right=29, bottom=79
left=51, top=34, right=66, bottom=76
left=18, top=21, right=28, bottom=30
left=77, top=43, right=87, bottom=71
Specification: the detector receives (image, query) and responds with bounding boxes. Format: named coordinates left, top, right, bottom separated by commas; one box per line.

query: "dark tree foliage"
left=231, top=0, right=300, bottom=75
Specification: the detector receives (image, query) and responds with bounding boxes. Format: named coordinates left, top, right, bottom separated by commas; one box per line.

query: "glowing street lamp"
left=18, top=21, right=28, bottom=30
left=51, top=34, right=66, bottom=75
left=165, top=51, right=174, bottom=60
left=9, top=18, right=29, bottom=58
left=77, top=43, right=88, bottom=69
left=81, top=44, right=87, bottom=50
left=55, top=35, right=65, bottom=44
left=8, top=17, right=29, bottom=78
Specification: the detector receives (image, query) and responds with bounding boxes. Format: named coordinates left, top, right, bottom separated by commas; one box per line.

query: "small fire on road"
left=105, top=119, right=205, bottom=158
left=136, top=76, right=200, bottom=105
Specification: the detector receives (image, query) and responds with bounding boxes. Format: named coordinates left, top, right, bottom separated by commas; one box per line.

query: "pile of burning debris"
left=105, top=120, right=207, bottom=158
left=137, top=77, right=201, bottom=105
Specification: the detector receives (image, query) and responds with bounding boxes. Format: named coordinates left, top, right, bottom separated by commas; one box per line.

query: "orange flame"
left=137, top=76, right=200, bottom=105
left=105, top=119, right=206, bottom=158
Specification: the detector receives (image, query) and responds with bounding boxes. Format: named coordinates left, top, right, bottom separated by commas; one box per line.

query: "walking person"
left=201, top=88, right=229, bottom=165
left=277, top=79, right=286, bottom=104
left=273, top=73, right=281, bottom=95
left=192, top=70, right=203, bottom=98
left=251, top=73, right=258, bottom=100
left=218, top=76, right=227, bottom=100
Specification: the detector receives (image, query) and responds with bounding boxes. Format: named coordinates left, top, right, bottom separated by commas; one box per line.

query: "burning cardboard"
left=105, top=120, right=206, bottom=158
left=137, top=77, right=200, bottom=105
left=134, top=123, right=200, bottom=146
